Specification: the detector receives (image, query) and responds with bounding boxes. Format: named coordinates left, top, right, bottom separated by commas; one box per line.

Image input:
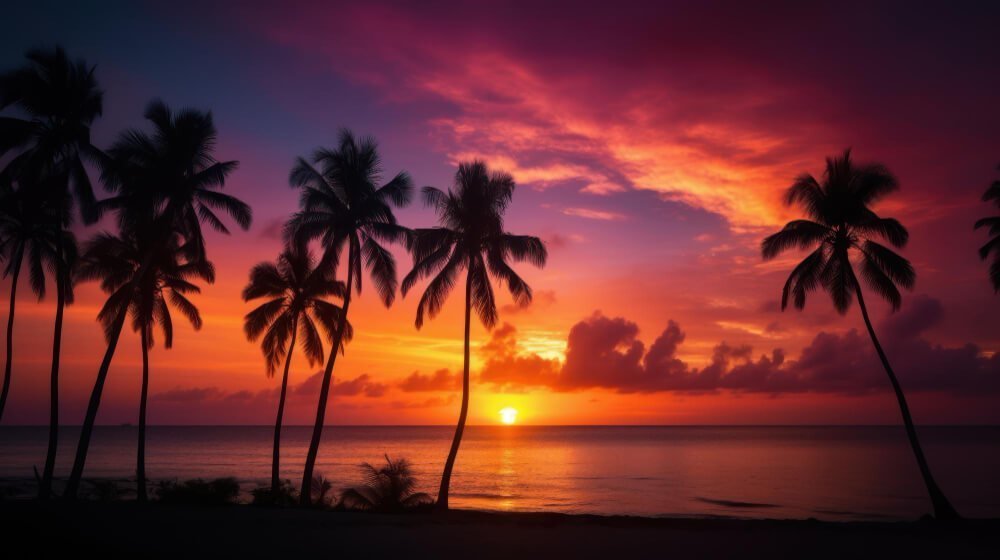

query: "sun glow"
left=499, top=407, right=518, bottom=425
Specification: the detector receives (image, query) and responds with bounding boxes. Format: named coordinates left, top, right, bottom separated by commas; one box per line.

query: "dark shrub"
left=156, top=477, right=240, bottom=505
left=251, top=479, right=297, bottom=506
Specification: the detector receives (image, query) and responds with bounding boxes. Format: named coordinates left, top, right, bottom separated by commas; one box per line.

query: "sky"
left=2, top=0, right=1000, bottom=425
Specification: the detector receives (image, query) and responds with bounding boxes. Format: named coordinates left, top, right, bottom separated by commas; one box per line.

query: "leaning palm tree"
left=340, top=455, right=433, bottom=513
left=761, top=149, right=959, bottom=520
left=285, top=129, right=412, bottom=504
left=75, top=228, right=211, bottom=502
left=242, top=247, right=350, bottom=501
left=0, top=182, right=75, bottom=423
left=0, top=47, right=103, bottom=498
left=401, top=161, right=547, bottom=510
left=975, top=164, right=1000, bottom=291
left=64, top=100, right=250, bottom=500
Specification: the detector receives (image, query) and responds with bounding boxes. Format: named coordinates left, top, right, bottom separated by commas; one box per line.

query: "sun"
left=499, top=407, right=518, bottom=425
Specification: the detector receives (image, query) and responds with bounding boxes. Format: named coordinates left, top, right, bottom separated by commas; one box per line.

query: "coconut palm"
left=64, top=101, right=249, bottom=499
left=0, top=47, right=103, bottom=499
left=975, top=164, right=1000, bottom=291
left=242, top=246, right=351, bottom=501
left=0, top=181, right=75, bottom=423
left=75, top=228, right=211, bottom=501
left=401, top=161, right=547, bottom=510
left=340, top=455, right=433, bottom=513
left=285, top=129, right=412, bottom=504
left=761, top=149, right=959, bottom=520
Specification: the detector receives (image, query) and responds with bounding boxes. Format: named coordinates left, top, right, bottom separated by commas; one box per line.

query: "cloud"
left=479, top=323, right=561, bottom=389
left=390, top=395, right=458, bottom=409
left=397, top=368, right=460, bottom=392
left=500, top=289, right=556, bottom=316
left=561, top=207, right=626, bottom=221
left=257, top=217, right=284, bottom=240
left=153, top=387, right=226, bottom=402
left=294, top=372, right=388, bottom=398
left=154, top=371, right=390, bottom=405
left=479, top=299, right=1000, bottom=396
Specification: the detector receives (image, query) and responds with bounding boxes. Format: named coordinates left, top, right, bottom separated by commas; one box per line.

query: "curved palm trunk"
left=854, top=284, right=960, bottom=520
left=300, top=261, right=353, bottom=505
left=0, top=249, right=24, bottom=424
left=64, top=306, right=129, bottom=499
left=271, top=318, right=298, bottom=500
left=39, top=234, right=67, bottom=500
left=136, top=324, right=150, bottom=502
left=436, top=271, right=472, bottom=511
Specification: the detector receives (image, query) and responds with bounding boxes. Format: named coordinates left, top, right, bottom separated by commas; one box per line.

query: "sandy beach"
left=2, top=501, right=997, bottom=559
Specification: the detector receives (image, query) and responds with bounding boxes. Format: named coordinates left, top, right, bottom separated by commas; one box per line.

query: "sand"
left=2, top=500, right=996, bottom=559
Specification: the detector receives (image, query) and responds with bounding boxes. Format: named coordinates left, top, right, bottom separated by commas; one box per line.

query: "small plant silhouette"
left=339, top=455, right=432, bottom=513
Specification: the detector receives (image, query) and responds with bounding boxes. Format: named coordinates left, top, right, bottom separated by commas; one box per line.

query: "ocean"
left=2, top=425, right=998, bottom=520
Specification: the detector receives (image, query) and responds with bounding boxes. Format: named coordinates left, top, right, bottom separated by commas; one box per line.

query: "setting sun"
left=499, top=407, right=519, bottom=425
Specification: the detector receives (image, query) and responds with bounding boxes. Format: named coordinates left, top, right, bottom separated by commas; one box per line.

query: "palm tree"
left=75, top=228, right=211, bottom=501
left=401, top=161, right=547, bottom=510
left=340, top=455, right=433, bottom=513
left=64, top=100, right=250, bottom=499
left=242, top=247, right=350, bottom=501
left=285, top=129, right=412, bottom=504
left=761, top=149, right=959, bottom=520
left=975, top=164, right=1000, bottom=291
left=0, top=47, right=103, bottom=499
left=0, top=181, right=75, bottom=423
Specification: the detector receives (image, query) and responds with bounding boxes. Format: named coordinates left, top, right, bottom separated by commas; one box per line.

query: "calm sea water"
left=1, top=425, right=998, bottom=520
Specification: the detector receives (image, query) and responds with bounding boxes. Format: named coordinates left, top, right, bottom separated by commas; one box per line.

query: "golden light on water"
left=499, top=407, right=518, bottom=425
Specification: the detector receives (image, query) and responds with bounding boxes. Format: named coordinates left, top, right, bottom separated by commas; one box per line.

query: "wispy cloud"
left=562, top=207, right=625, bottom=221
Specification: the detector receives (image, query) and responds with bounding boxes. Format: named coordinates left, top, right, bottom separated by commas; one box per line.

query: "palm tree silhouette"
left=0, top=180, right=76, bottom=423
left=285, top=129, right=412, bottom=504
left=64, top=100, right=250, bottom=499
left=340, top=455, right=433, bottom=513
left=75, top=228, right=211, bottom=501
left=401, top=161, right=547, bottom=510
left=974, top=164, right=1000, bottom=291
left=242, top=246, right=350, bottom=501
left=0, top=47, right=103, bottom=499
left=761, top=149, right=959, bottom=520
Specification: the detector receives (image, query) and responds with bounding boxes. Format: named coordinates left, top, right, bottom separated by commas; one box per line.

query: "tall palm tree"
left=75, top=229, right=211, bottom=501
left=0, top=181, right=75, bottom=423
left=64, top=100, right=250, bottom=499
left=761, top=149, right=959, bottom=520
left=401, top=161, right=547, bottom=510
left=0, top=47, right=103, bottom=499
left=242, top=247, right=350, bottom=501
left=285, top=129, right=412, bottom=504
left=975, top=164, right=1000, bottom=291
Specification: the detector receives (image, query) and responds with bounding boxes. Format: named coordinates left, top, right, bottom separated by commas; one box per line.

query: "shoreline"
left=4, top=500, right=997, bottom=559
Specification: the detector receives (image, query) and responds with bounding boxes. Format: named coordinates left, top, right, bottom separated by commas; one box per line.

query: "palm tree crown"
left=0, top=181, right=76, bottom=303
left=974, top=164, right=1000, bottom=291
left=0, top=46, right=103, bottom=223
left=75, top=229, right=211, bottom=349
left=761, top=149, right=914, bottom=312
left=402, top=160, right=548, bottom=328
left=286, top=129, right=413, bottom=305
left=98, top=99, right=251, bottom=258
left=242, top=247, right=350, bottom=375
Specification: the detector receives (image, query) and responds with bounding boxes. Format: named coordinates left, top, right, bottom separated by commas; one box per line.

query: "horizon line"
left=3, top=423, right=998, bottom=428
